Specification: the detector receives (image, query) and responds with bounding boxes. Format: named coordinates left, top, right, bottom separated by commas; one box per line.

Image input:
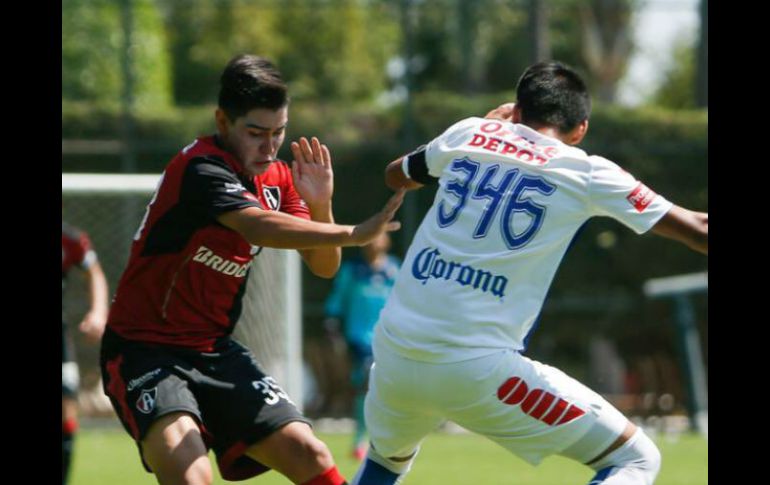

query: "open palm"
left=291, top=136, right=333, bottom=207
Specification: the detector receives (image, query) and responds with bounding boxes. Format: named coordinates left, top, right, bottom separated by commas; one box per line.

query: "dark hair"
left=218, top=54, right=288, bottom=121
left=515, top=61, right=591, bottom=134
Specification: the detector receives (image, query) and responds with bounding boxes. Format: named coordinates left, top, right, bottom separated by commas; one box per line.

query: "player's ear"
left=566, top=119, right=589, bottom=145
left=512, top=104, right=523, bottom=124
left=215, top=109, right=231, bottom=138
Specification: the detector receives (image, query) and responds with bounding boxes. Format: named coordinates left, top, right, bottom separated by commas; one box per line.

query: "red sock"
left=62, top=418, right=79, bottom=435
left=301, top=466, right=347, bottom=485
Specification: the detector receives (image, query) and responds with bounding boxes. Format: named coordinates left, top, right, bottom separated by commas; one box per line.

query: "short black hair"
left=218, top=54, right=288, bottom=121
left=515, top=62, right=591, bottom=134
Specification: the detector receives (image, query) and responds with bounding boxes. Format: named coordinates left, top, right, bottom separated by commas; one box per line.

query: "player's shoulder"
left=446, top=116, right=486, bottom=135
left=586, top=154, right=621, bottom=169
left=173, top=136, right=239, bottom=176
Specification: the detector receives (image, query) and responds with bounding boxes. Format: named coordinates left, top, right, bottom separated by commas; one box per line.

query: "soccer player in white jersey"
left=351, top=62, right=707, bottom=485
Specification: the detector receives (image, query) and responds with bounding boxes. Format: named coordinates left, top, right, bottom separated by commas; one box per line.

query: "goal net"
left=62, top=173, right=304, bottom=411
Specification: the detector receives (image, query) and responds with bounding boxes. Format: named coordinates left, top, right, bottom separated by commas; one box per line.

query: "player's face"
left=217, top=106, right=288, bottom=177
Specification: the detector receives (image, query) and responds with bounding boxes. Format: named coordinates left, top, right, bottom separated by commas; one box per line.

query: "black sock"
left=62, top=430, right=74, bottom=485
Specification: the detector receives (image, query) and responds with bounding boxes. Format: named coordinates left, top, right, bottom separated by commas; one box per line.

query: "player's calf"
left=585, top=428, right=661, bottom=485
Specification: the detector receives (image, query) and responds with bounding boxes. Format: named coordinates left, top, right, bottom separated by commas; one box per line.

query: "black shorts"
left=100, top=328, right=310, bottom=481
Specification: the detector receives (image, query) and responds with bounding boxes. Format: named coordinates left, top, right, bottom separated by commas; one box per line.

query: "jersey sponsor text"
left=411, top=246, right=508, bottom=298
left=626, top=183, right=657, bottom=212
left=192, top=245, right=251, bottom=277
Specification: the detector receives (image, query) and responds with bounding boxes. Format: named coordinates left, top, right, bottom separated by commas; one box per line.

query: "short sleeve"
left=588, top=156, right=673, bottom=234
left=183, top=158, right=263, bottom=219
left=404, top=117, right=480, bottom=182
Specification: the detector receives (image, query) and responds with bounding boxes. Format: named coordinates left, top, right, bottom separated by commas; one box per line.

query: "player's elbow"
left=302, top=250, right=341, bottom=279
left=690, top=213, right=708, bottom=255
left=385, top=161, right=406, bottom=191
left=309, top=265, right=339, bottom=279
left=385, top=162, right=423, bottom=191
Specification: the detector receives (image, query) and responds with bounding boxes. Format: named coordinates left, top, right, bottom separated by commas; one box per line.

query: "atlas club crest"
left=136, top=388, right=158, bottom=414
left=262, top=186, right=281, bottom=210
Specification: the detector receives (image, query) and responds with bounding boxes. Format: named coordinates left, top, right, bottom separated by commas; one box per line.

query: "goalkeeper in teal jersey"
left=324, top=233, right=400, bottom=461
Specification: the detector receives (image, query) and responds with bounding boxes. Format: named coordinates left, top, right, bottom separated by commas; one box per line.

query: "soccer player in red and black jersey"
left=100, top=55, right=403, bottom=485
left=62, top=222, right=109, bottom=484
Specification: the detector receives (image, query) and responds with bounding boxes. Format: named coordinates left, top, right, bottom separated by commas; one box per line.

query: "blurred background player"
left=61, top=221, right=109, bottom=485
left=352, top=61, right=707, bottom=485
left=324, top=233, right=401, bottom=461
left=100, top=54, right=403, bottom=485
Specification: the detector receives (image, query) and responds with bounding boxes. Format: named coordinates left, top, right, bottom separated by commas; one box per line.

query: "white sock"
left=586, top=429, right=661, bottom=485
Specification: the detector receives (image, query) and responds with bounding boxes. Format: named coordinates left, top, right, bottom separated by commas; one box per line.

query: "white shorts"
left=366, top=338, right=628, bottom=465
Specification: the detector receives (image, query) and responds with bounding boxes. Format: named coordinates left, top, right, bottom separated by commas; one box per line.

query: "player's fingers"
left=311, top=137, right=323, bottom=164
left=381, top=189, right=405, bottom=218
left=388, top=188, right=406, bottom=209
left=291, top=157, right=302, bottom=180
left=290, top=141, right=305, bottom=164
left=300, top=137, right=314, bottom=163
left=321, top=144, right=332, bottom=168
left=385, top=221, right=402, bottom=232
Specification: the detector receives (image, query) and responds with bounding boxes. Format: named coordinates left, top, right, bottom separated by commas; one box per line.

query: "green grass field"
left=71, top=427, right=707, bottom=485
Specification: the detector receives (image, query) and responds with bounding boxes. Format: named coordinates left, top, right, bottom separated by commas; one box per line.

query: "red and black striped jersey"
left=106, top=135, right=310, bottom=351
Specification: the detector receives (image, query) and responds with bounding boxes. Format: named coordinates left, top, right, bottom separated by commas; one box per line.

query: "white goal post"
left=62, top=173, right=304, bottom=410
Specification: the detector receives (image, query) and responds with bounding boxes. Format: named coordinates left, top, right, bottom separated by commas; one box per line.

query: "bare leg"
left=141, top=412, right=213, bottom=485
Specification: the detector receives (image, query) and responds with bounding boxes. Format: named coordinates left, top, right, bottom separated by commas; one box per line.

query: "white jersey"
left=377, top=117, right=673, bottom=363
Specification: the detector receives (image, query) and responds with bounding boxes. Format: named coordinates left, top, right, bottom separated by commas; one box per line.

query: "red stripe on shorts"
left=105, top=355, right=140, bottom=439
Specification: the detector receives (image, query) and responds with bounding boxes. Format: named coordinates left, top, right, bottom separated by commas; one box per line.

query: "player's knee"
left=183, top=458, right=213, bottom=485
left=299, top=434, right=335, bottom=470
left=154, top=458, right=213, bottom=485
left=640, top=434, right=662, bottom=482
left=370, top=445, right=418, bottom=475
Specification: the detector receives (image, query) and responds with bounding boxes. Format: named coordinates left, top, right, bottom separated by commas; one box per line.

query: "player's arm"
left=291, top=137, right=342, bottom=278
left=78, top=259, right=109, bottom=342
left=650, top=205, right=708, bottom=255
left=297, top=199, right=340, bottom=278
left=385, top=146, right=438, bottom=191
left=217, top=190, right=404, bottom=250
left=483, top=102, right=516, bottom=121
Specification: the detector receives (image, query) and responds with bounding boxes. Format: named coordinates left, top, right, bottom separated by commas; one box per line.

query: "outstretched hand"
left=291, top=136, right=334, bottom=207
left=351, top=189, right=405, bottom=246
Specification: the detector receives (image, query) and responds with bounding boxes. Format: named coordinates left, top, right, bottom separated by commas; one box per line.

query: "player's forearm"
left=225, top=209, right=358, bottom=249
left=302, top=202, right=342, bottom=278
left=651, top=206, right=708, bottom=255
left=685, top=212, right=708, bottom=255
left=87, top=262, right=110, bottom=319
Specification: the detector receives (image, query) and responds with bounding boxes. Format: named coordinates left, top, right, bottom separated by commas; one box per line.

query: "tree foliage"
left=62, top=0, right=172, bottom=110
left=652, top=38, right=697, bottom=110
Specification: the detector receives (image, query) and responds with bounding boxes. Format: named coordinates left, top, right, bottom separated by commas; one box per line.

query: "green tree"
left=62, top=0, right=172, bottom=110
left=62, top=0, right=122, bottom=105
left=159, top=0, right=399, bottom=103
left=652, top=38, right=697, bottom=110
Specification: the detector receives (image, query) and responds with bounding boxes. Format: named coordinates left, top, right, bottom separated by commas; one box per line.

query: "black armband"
left=405, top=145, right=438, bottom=185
